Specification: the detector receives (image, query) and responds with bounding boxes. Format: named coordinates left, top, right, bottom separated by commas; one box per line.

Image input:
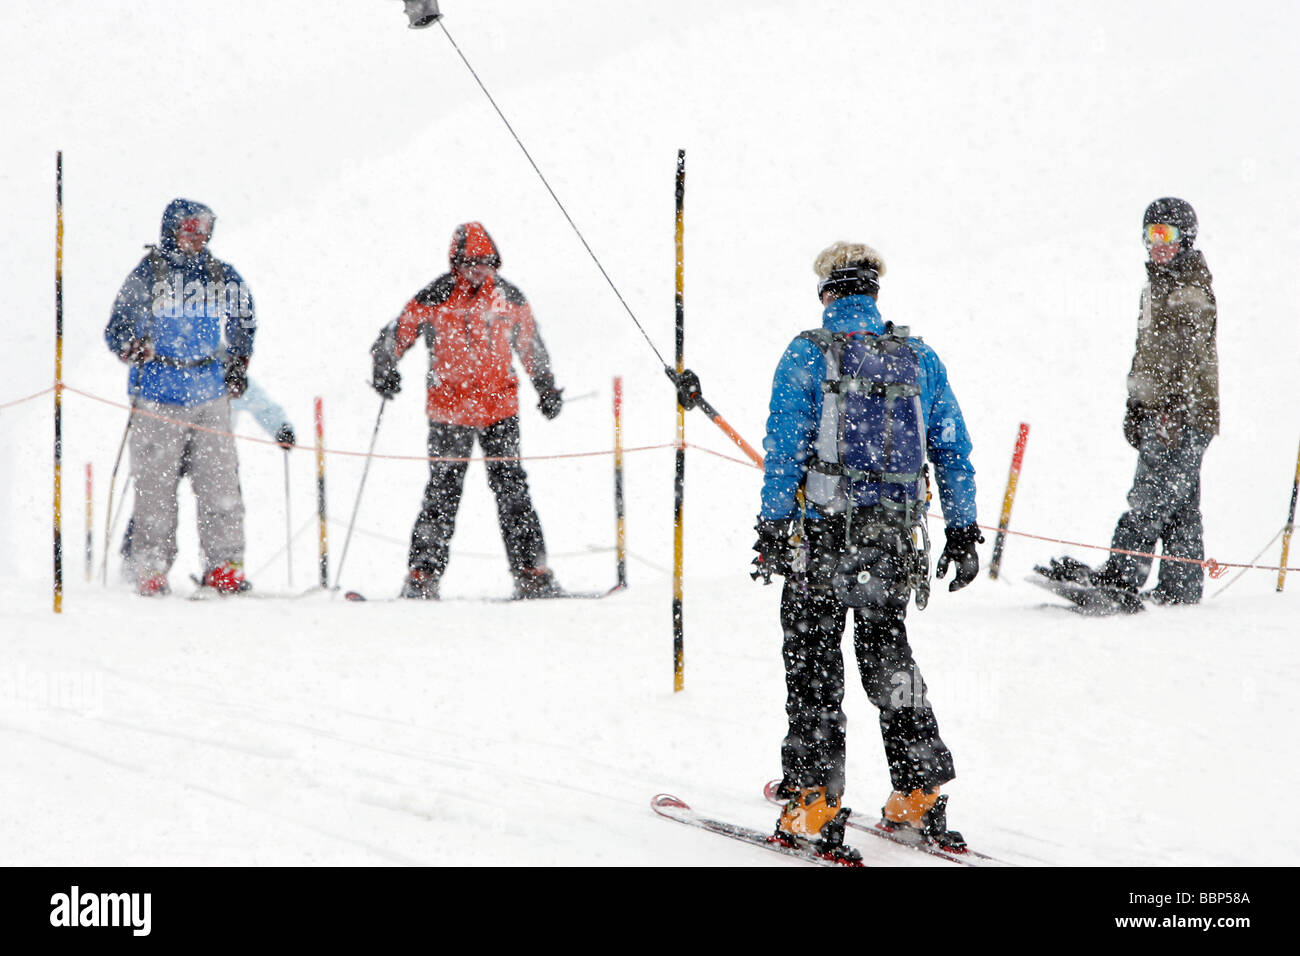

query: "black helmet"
left=1143, top=197, right=1197, bottom=245
left=817, top=261, right=881, bottom=300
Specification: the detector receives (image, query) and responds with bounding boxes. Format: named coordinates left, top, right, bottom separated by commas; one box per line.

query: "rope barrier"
left=0, top=385, right=55, bottom=411
left=1210, top=527, right=1285, bottom=599
left=14, top=381, right=1298, bottom=578
left=61, top=383, right=679, bottom=463
left=689, top=422, right=1298, bottom=577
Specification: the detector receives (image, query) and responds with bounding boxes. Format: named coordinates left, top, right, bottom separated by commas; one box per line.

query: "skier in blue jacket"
left=754, top=241, right=981, bottom=860
left=105, top=198, right=257, bottom=595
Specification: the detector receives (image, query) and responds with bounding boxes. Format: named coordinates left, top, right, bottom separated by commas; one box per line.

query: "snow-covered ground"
left=1, top=1, right=1297, bottom=870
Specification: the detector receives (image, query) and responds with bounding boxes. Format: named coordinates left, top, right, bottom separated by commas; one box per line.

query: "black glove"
left=372, top=363, right=401, bottom=399
left=225, top=356, right=249, bottom=399
left=537, top=385, right=564, bottom=420
left=275, top=423, right=296, bottom=449
left=1123, top=399, right=1144, bottom=450
left=119, top=337, right=153, bottom=364
left=935, top=524, right=984, bottom=592
left=751, top=518, right=792, bottom=584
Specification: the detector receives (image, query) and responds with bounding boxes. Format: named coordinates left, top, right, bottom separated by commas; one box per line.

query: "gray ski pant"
left=1100, top=421, right=1212, bottom=601
left=125, top=396, right=245, bottom=582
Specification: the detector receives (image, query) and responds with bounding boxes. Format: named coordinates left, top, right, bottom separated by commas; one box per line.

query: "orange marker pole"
left=988, top=423, right=1030, bottom=580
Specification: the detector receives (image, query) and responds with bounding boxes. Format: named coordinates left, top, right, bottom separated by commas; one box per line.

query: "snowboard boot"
left=513, top=567, right=562, bottom=600
left=1143, top=586, right=1197, bottom=607
left=774, top=786, right=861, bottom=862
left=1039, top=557, right=1144, bottom=614
left=880, top=787, right=966, bottom=851
left=1035, top=556, right=1094, bottom=584
left=399, top=569, right=440, bottom=600
left=138, top=573, right=170, bottom=597
left=1086, top=564, right=1144, bottom=614
left=203, top=562, right=250, bottom=594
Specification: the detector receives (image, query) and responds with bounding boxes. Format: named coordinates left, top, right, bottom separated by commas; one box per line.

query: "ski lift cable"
left=437, top=22, right=670, bottom=372
left=436, top=23, right=764, bottom=470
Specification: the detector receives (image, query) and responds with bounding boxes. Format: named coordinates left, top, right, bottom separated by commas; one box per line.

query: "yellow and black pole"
left=1278, top=436, right=1300, bottom=593
left=53, top=151, right=65, bottom=614
left=673, top=150, right=686, bottom=693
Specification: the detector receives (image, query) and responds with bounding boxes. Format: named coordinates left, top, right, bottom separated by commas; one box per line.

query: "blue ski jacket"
left=105, top=199, right=256, bottom=407
left=760, top=295, right=977, bottom=528
left=233, top=379, right=293, bottom=440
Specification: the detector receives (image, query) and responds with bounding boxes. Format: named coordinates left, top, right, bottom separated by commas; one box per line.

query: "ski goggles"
left=178, top=212, right=214, bottom=238
left=1143, top=223, right=1181, bottom=246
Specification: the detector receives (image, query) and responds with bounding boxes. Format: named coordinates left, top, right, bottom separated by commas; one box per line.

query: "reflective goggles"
left=1144, top=222, right=1181, bottom=246
left=178, top=213, right=214, bottom=238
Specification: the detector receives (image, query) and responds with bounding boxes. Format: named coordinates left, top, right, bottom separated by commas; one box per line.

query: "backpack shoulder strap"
left=881, top=320, right=914, bottom=344
left=144, top=245, right=227, bottom=287
left=797, top=328, right=840, bottom=350
left=205, top=253, right=227, bottom=287
left=144, top=245, right=169, bottom=285
left=797, top=329, right=849, bottom=393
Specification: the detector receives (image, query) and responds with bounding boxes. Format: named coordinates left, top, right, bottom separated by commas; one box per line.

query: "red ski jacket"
left=374, top=271, right=556, bottom=428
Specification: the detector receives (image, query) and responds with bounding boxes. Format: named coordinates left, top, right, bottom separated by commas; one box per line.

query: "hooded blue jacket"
left=760, top=294, right=977, bottom=528
left=105, top=199, right=256, bottom=407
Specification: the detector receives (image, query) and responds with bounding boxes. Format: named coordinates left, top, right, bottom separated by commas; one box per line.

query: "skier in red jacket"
left=371, top=222, right=565, bottom=599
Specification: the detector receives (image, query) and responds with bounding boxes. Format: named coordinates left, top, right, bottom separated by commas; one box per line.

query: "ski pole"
left=283, top=448, right=294, bottom=589
left=1211, top=526, right=1284, bottom=599
left=100, top=400, right=137, bottom=585
left=333, top=398, right=386, bottom=592
left=1279, top=436, right=1300, bottom=593
left=84, top=463, right=93, bottom=583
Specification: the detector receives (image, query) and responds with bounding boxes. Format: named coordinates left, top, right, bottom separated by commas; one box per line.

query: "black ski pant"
left=407, top=416, right=548, bottom=581
left=1099, top=421, right=1211, bottom=601
left=778, top=539, right=955, bottom=799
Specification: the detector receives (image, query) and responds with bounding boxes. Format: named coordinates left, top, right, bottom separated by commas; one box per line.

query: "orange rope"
left=34, top=383, right=1300, bottom=575
left=62, top=384, right=677, bottom=463
left=0, top=385, right=56, bottom=410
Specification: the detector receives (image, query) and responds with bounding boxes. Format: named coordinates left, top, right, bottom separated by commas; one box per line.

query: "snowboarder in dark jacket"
left=370, top=222, right=565, bottom=600
left=753, top=241, right=980, bottom=859
left=1041, top=198, right=1218, bottom=607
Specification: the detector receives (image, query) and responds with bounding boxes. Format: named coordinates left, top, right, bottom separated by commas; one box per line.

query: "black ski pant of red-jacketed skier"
left=407, top=416, right=548, bottom=583
left=777, top=518, right=955, bottom=801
